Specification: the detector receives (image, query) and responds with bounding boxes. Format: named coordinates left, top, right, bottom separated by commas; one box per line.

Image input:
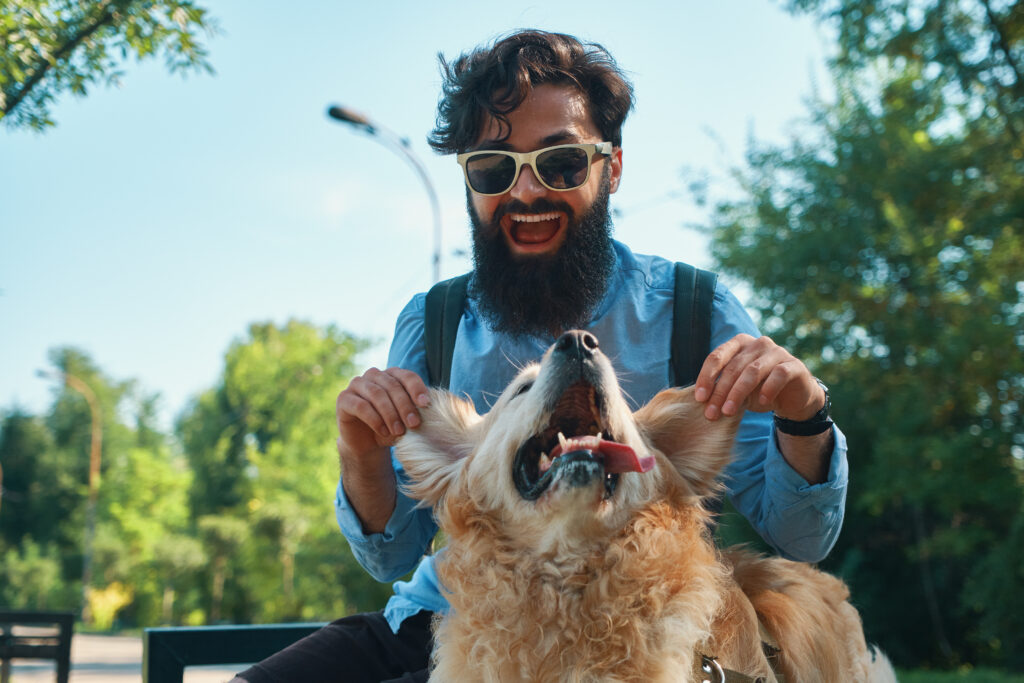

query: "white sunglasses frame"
left=456, top=142, right=613, bottom=196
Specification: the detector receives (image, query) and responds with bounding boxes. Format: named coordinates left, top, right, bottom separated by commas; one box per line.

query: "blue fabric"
left=334, top=240, right=849, bottom=633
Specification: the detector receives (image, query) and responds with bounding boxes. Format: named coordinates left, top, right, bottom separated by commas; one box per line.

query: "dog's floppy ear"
left=394, top=388, right=481, bottom=507
left=633, top=387, right=741, bottom=498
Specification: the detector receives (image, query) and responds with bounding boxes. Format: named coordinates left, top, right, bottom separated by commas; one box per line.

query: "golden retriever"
left=395, top=330, right=896, bottom=682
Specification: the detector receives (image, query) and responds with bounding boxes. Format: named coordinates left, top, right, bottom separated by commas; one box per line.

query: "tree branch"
left=1, top=0, right=124, bottom=118
left=911, top=504, right=955, bottom=664
left=936, top=0, right=1024, bottom=144
left=979, top=0, right=1024, bottom=102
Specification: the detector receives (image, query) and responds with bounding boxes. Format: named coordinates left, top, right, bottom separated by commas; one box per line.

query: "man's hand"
left=336, top=367, right=430, bottom=533
left=693, top=334, right=825, bottom=422
left=694, top=334, right=831, bottom=484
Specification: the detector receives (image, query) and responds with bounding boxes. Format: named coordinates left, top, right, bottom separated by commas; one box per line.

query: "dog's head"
left=395, top=331, right=742, bottom=552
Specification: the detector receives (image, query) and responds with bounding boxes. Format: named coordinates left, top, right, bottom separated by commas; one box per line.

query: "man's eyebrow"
left=471, top=130, right=583, bottom=152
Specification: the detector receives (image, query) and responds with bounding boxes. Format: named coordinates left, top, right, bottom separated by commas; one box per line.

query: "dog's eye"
left=512, top=381, right=533, bottom=399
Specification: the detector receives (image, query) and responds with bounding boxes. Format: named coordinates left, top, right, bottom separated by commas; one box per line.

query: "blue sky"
left=0, top=1, right=831, bottom=429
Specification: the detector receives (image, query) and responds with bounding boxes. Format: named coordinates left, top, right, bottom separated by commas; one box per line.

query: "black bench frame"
left=143, top=622, right=325, bottom=683
left=0, top=610, right=74, bottom=683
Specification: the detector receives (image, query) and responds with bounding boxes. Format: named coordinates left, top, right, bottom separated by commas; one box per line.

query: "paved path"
left=8, top=633, right=244, bottom=682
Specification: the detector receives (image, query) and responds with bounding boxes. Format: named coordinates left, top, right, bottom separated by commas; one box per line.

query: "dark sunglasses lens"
left=536, top=147, right=591, bottom=189
left=465, top=153, right=517, bottom=194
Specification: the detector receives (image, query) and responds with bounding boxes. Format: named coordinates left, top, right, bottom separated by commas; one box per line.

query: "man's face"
left=468, top=83, right=623, bottom=259
left=464, top=84, right=624, bottom=338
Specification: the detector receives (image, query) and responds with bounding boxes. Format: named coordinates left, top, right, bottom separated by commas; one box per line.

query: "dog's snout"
left=554, top=330, right=600, bottom=359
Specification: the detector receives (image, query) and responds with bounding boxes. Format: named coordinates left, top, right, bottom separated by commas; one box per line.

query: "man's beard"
left=467, top=175, right=616, bottom=338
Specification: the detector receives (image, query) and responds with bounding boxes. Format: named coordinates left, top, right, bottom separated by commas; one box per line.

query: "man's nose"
left=509, top=163, right=546, bottom=201
left=554, top=330, right=600, bottom=360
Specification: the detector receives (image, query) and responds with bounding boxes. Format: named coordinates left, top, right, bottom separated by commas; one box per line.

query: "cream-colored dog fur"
left=395, top=333, right=896, bottom=682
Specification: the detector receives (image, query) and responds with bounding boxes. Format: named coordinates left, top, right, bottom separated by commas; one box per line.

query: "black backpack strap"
left=424, top=273, right=470, bottom=389
left=426, top=265, right=714, bottom=390
left=670, top=262, right=719, bottom=387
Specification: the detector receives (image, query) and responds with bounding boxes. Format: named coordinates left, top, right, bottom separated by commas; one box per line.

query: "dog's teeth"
left=539, top=452, right=553, bottom=472
left=557, top=432, right=569, bottom=451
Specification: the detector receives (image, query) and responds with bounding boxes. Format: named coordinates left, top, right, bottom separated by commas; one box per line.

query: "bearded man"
left=235, top=29, right=848, bottom=683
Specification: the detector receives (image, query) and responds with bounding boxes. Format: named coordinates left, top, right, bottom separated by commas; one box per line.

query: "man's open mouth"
left=501, top=212, right=566, bottom=251
left=512, top=380, right=653, bottom=501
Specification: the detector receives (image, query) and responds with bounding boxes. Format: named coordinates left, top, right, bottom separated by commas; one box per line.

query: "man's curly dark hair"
left=428, top=30, right=635, bottom=154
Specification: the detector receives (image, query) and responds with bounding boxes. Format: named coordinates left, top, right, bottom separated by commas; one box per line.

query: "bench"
left=143, top=622, right=325, bottom=683
left=0, top=610, right=74, bottom=683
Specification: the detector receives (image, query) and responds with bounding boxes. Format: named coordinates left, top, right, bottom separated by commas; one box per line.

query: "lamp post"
left=327, top=104, right=442, bottom=283
left=36, top=369, right=102, bottom=624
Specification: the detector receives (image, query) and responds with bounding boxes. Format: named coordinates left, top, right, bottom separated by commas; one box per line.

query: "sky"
left=0, top=1, right=833, bottom=431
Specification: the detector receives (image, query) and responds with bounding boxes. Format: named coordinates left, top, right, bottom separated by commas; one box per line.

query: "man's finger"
left=338, top=370, right=406, bottom=437
left=337, top=388, right=392, bottom=439
left=757, top=361, right=802, bottom=409
left=386, top=367, right=431, bottom=409
left=720, top=357, right=773, bottom=416
left=694, top=334, right=751, bottom=401
left=369, top=369, right=420, bottom=434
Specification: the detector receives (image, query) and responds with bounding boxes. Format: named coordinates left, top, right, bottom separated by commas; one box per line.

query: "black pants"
left=236, top=610, right=434, bottom=683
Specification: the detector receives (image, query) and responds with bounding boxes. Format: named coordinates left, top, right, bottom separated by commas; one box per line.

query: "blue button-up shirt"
left=335, top=241, right=849, bottom=633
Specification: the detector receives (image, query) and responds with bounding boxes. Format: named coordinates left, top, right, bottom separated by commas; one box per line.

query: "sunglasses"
left=457, top=142, right=613, bottom=196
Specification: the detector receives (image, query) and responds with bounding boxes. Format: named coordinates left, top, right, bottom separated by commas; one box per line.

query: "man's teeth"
left=511, top=212, right=560, bottom=223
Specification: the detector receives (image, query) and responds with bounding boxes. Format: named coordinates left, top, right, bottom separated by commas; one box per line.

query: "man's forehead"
left=472, top=84, right=599, bottom=150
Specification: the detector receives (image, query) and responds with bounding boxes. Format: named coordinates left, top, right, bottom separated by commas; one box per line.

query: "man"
left=236, top=29, right=846, bottom=683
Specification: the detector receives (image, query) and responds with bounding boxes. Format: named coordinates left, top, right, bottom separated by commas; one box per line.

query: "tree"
left=0, top=0, right=217, bottom=130
left=178, top=320, right=395, bottom=623
left=0, top=410, right=57, bottom=546
left=782, top=0, right=1024, bottom=141
left=706, top=1, right=1023, bottom=669
left=1, top=347, right=205, bottom=627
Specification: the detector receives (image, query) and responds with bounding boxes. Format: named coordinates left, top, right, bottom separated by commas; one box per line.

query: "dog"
left=395, top=330, right=896, bottom=682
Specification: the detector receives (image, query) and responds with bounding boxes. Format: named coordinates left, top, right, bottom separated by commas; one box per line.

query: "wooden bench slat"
left=0, top=610, right=74, bottom=683
left=144, top=622, right=326, bottom=683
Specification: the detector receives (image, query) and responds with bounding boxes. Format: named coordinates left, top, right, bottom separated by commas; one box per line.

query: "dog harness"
left=423, top=262, right=719, bottom=390
left=694, top=637, right=786, bottom=683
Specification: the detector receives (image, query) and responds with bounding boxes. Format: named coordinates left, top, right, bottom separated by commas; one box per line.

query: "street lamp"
left=36, top=368, right=102, bottom=624
left=327, top=104, right=443, bottom=283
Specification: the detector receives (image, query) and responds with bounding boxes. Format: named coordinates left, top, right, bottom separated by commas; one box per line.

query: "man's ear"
left=633, top=387, right=741, bottom=498
left=608, top=146, right=623, bottom=194
left=394, top=388, right=481, bottom=507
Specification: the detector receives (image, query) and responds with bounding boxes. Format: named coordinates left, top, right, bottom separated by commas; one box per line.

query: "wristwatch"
left=773, top=378, right=833, bottom=436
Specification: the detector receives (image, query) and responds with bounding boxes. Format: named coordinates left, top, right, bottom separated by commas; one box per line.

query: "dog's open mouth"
left=512, top=380, right=654, bottom=501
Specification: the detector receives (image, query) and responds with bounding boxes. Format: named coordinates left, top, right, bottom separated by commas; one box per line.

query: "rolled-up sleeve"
left=712, top=284, right=850, bottom=562
left=725, top=411, right=849, bottom=562
left=334, top=294, right=438, bottom=581
left=334, top=463, right=438, bottom=581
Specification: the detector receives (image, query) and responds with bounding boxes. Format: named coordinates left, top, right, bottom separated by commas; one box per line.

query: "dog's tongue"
left=552, top=435, right=654, bottom=473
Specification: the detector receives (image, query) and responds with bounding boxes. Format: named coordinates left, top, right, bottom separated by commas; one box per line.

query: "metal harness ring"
left=701, top=655, right=725, bottom=683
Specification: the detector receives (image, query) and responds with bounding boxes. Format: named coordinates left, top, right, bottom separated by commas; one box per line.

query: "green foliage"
left=177, top=320, right=388, bottom=623
left=782, top=0, right=1024, bottom=140
left=0, top=322, right=383, bottom=629
left=0, top=0, right=217, bottom=130
left=0, top=411, right=57, bottom=545
left=710, top=0, right=1023, bottom=671
left=0, top=538, right=76, bottom=609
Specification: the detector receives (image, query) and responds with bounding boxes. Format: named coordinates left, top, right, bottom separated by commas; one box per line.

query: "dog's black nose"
left=554, top=330, right=599, bottom=359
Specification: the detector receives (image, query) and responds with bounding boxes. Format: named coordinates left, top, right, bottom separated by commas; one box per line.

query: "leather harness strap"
left=693, top=653, right=785, bottom=683
left=693, top=633, right=786, bottom=683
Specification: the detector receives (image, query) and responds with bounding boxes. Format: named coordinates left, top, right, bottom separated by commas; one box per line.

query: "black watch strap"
left=774, top=378, right=833, bottom=436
